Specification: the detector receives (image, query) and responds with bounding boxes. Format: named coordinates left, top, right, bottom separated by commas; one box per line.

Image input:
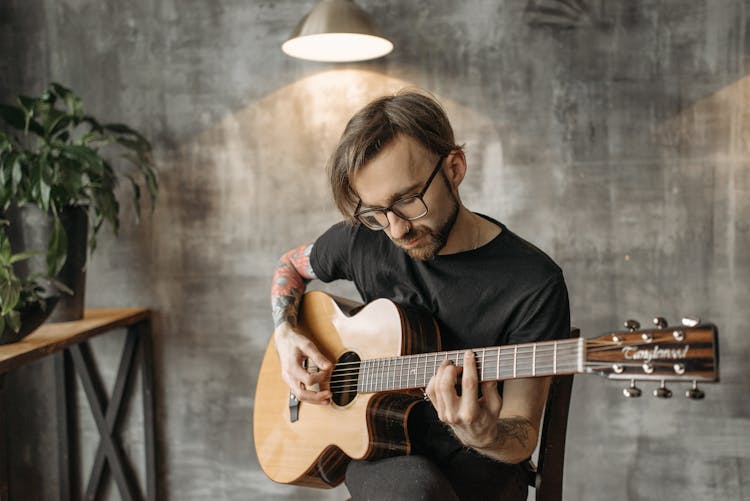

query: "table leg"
left=138, top=319, right=157, bottom=501
left=0, top=374, right=7, bottom=501
left=55, top=350, right=77, bottom=501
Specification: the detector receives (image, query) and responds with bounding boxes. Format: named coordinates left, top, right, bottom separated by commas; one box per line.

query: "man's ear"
left=443, top=149, right=467, bottom=189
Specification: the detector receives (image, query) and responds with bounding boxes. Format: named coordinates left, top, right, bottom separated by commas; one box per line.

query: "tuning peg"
left=624, top=319, right=641, bottom=331
left=685, top=381, right=705, bottom=400
left=653, top=380, right=673, bottom=399
left=653, top=317, right=668, bottom=328
left=681, top=317, right=701, bottom=327
left=623, top=380, right=642, bottom=398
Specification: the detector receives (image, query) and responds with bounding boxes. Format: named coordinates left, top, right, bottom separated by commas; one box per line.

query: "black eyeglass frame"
left=353, top=154, right=447, bottom=230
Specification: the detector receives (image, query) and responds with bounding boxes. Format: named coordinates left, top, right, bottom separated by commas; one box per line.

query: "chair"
left=526, top=327, right=579, bottom=501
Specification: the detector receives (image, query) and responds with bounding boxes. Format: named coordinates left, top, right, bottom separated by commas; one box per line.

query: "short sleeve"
left=505, top=272, right=571, bottom=345
left=309, top=222, right=357, bottom=283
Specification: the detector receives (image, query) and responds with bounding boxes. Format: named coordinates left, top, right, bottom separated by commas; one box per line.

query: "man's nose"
left=387, top=211, right=410, bottom=239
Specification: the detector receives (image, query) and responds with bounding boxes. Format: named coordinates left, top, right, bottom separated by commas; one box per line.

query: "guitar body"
left=253, top=291, right=441, bottom=488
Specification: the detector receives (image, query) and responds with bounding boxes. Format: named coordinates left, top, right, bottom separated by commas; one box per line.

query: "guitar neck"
left=356, top=338, right=585, bottom=393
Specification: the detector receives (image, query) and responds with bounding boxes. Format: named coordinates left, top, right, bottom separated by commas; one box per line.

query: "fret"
left=406, top=355, right=411, bottom=389
left=513, top=345, right=517, bottom=378
left=532, top=344, right=537, bottom=376
left=401, top=356, right=406, bottom=389
left=363, top=359, right=369, bottom=393
left=357, top=360, right=367, bottom=393
left=495, top=347, right=499, bottom=382
left=480, top=348, right=485, bottom=381
left=371, top=358, right=376, bottom=392
left=388, top=358, right=401, bottom=390
left=553, top=342, right=557, bottom=374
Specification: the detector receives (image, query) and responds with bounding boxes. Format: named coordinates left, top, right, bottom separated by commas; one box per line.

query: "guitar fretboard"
left=354, top=338, right=584, bottom=393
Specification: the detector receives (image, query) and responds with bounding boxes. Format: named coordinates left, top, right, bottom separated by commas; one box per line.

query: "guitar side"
left=253, top=291, right=441, bottom=488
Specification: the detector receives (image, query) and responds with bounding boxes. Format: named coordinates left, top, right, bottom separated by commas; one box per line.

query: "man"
left=270, top=90, right=570, bottom=500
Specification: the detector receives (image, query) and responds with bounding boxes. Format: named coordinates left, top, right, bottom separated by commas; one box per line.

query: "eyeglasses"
left=353, top=154, right=446, bottom=230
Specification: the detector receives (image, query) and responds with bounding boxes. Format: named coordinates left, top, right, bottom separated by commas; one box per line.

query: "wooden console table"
left=0, top=308, right=156, bottom=501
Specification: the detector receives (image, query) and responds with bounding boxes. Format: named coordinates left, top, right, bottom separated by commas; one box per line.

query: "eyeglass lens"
left=358, top=196, right=428, bottom=229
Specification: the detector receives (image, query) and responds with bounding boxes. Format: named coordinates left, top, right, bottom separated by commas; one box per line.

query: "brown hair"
left=327, top=89, right=461, bottom=220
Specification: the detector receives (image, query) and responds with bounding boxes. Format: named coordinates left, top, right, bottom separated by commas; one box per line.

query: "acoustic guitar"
left=253, top=291, right=719, bottom=488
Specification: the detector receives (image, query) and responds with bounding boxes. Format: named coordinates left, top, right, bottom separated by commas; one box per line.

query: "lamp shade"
left=282, top=0, right=393, bottom=62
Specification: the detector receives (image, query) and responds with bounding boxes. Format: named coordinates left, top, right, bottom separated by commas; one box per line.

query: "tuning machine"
left=624, top=319, right=640, bottom=331
left=685, top=381, right=705, bottom=400
left=681, top=317, right=701, bottom=327
left=653, top=317, right=668, bottom=329
left=653, top=380, right=672, bottom=399
left=623, top=379, right=642, bottom=398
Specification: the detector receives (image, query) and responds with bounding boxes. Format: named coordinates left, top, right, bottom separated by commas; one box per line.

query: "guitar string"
left=325, top=358, right=698, bottom=393
left=309, top=336, right=694, bottom=372
left=326, top=355, right=695, bottom=393
left=303, top=338, right=700, bottom=393
left=328, top=350, right=584, bottom=392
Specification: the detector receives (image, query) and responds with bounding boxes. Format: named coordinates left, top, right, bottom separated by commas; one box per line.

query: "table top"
left=0, top=308, right=151, bottom=375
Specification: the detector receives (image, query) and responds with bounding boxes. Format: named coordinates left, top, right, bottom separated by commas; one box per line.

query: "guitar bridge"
left=288, top=392, right=300, bottom=423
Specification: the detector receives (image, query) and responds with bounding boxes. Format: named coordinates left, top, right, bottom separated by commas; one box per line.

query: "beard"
left=393, top=191, right=459, bottom=261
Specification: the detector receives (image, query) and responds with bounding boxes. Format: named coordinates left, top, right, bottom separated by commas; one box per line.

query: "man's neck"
left=439, top=208, right=501, bottom=255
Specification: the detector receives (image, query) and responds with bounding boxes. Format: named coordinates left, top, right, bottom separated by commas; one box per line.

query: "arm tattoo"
left=494, top=417, right=532, bottom=451
left=271, top=243, right=317, bottom=328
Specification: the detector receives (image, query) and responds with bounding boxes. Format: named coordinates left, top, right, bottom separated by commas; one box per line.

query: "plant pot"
left=0, top=296, right=59, bottom=344
left=5, top=204, right=88, bottom=322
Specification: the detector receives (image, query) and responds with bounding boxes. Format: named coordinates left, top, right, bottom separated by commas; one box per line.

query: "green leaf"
left=46, top=214, right=68, bottom=276
left=81, top=115, right=104, bottom=133
left=51, top=83, right=82, bottom=118
left=0, top=277, right=21, bottom=315
left=11, top=155, right=23, bottom=194
left=125, top=174, right=142, bottom=222
left=48, top=277, right=74, bottom=296
left=9, top=250, right=42, bottom=264
left=48, top=113, right=73, bottom=139
left=114, top=136, right=151, bottom=154
left=6, top=310, right=20, bottom=332
left=0, top=232, right=11, bottom=258
left=103, top=122, right=148, bottom=140
left=17, top=95, right=36, bottom=113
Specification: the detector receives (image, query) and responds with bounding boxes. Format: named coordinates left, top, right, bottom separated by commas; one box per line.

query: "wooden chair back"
left=528, top=327, right=579, bottom=501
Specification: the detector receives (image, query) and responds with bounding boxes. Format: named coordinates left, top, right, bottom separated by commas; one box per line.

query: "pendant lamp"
left=282, top=0, right=394, bottom=63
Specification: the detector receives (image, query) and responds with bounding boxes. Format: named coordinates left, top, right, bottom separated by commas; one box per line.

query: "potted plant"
left=0, top=220, right=59, bottom=344
left=0, top=82, right=157, bottom=331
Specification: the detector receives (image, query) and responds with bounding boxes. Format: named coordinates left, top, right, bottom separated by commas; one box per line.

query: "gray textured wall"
left=2, top=0, right=749, bottom=499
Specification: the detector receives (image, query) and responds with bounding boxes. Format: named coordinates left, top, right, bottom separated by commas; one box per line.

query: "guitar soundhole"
left=331, top=351, right=360, bottom=407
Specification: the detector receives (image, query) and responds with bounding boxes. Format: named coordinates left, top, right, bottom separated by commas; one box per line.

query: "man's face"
left=351, top=135, right=459, bottom=260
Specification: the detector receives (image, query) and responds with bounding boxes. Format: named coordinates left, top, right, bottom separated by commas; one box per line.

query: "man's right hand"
left=274, top=322, right=333, bottom=404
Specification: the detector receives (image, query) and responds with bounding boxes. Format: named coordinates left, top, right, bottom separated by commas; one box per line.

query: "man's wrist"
left=458, top=423, right=501, bottom=450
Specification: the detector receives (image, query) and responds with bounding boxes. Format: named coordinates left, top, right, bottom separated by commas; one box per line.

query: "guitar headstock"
left=586, top=317, right=719, bottom=399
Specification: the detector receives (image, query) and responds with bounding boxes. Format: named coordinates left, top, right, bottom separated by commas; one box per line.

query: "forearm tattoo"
left=493, top=417, right=532, bottom=451
left=271, top=243, right=316, bottom=328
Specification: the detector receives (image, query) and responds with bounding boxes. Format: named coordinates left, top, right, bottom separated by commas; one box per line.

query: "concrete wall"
left=2, top=0, right=748, bottom=499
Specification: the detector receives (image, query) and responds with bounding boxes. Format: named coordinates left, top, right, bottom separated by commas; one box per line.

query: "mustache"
left=393, top=226, right=428, bottom=246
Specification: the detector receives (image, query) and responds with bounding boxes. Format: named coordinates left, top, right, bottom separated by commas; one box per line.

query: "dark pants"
left=345, top=452, right=529, bottom=501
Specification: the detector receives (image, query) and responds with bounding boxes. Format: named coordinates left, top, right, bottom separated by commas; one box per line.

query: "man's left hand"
left=425, top=350, right=503, bottom=449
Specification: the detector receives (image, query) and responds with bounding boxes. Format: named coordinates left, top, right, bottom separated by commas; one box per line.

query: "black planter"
left=0, top=296, right=59, bottom=344
left=5, top=204, right=88, bottom=322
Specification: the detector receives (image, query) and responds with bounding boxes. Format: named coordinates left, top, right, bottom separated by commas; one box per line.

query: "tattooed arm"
left=271, top=243, right=332, bottom=404
left=426, top=351, right=550, bottom=463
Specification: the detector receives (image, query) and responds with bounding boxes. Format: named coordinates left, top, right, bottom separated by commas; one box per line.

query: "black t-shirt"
left=310, top=214, right=570, bottom=460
